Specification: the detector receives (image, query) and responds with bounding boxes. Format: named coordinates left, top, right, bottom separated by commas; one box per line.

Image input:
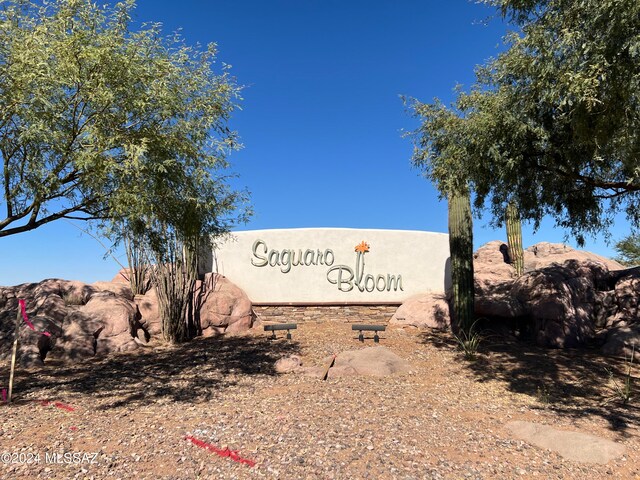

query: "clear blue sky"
left=0, top=0, right=629, bottom=285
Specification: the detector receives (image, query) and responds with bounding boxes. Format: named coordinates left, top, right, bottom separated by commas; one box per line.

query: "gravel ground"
left=1, top=323, right=639, bottom=479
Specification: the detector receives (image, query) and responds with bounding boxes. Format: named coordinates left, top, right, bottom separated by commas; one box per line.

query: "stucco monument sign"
left=202, top=228, right=450, bottom=304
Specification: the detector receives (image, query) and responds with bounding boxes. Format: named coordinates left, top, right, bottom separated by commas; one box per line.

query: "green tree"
left=0, top=0, right=247, bottom=239
left=409, top=0, right=640, bottom=244
left=614, top=234, right=640, bottom=267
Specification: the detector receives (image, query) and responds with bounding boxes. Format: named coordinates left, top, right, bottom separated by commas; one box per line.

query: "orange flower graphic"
left=354, top=241, right=370, bottom=253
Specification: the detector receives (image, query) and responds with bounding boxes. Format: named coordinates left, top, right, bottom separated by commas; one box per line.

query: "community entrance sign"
left=202, top=228, right=450, bottom=304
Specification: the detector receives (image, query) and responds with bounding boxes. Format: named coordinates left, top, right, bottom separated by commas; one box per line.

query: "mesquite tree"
left=0, top=0, right=258, bottom=342
left=0, top=0, right=248, bottom=241
left=408, top=0, right=640, bottom=245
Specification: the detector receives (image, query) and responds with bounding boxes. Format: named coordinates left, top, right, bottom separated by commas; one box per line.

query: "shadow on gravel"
left=418, top=329, right=459, bottom=351
left=11, top=334, right=300, bottom=409
left=419, top=329, right=640, bottom=435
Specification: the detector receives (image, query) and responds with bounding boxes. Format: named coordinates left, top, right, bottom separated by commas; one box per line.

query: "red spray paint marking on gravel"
left=184, top=435, right=256, bottom=467
left=40, top=400, right=75, bottom=412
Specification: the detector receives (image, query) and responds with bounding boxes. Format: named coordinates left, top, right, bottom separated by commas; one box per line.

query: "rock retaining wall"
left=253, top=304, right=399, bottom=324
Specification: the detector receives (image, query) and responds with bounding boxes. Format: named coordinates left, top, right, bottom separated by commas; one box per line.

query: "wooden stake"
left=8, top=304, right=22, bottom=403
left=321, top=354, right=336, bottom=381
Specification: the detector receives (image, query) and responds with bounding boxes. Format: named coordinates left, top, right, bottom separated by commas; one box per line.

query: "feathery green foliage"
left=0, top=0, right=249, bottom=239
left=614, top=233, right=640, bottom=267
left=409, top=0, right=640, bottom=245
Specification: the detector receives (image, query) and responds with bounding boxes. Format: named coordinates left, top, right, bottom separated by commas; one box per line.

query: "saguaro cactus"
left=505, top=201, right=524, bottom=277
left=448, top=188, right=475, bottom=333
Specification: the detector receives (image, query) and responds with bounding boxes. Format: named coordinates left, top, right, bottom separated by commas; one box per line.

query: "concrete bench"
left=351, top=324, right=386, bottom=343
left=264, top=323, right=297, bottom=340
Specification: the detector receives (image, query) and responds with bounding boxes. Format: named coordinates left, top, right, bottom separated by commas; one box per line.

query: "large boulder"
left=473, top=241, right=525, bottom=319
left=328, top=346, right=411, bottom=377
left=0, top=280, right=95, bottom=365
left=134, top=288, right=161, bottom=336
left=0, top=279, right=140, bottom=366
left=105, top=271, right=258, bottom=345
left=473, top=241, right=623, bottom=321
left=110, top=268, right=153, bottom=294
left=51, top=310, right=101, bottom=361
left=511, top=260, right=606, bottom=348
left=474, top=240, right=518, bottom=280
left=602, top=325, right=640, bottom=360
left=111, top=268, right=131, bottom=284
left=45, top=291, right=141, bottom=362
left=195, top=273, right=255, bottom=336
left=31, top=279, right=96, bottom=306
left=16, top=315, right=64, bottom=367
left=389, top=292, right=450, bottom=329
left=131, top=274, right=256, bottom=339
left=473, top=240, right=624, bottom=281
left=274, top=355, right=303, bottom=374
left=92, top=281, right=134, bottom=301
left=613, top=275, right=640, bottom=321
left=1, top=271, right=255, bottom=367
left=523, top=242, right=623, bottom=272
left=396, top=240, right=639, bottom=356
left=473, top=241, right=639, bottom=354
left=80, top=292, right=139, bottom=354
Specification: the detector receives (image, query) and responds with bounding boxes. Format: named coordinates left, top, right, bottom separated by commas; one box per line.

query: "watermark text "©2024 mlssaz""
left=1, top=451, right=99, bottom=465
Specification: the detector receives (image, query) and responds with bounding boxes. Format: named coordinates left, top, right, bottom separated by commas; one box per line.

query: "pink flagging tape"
left=184, top=435, right=256, bottom=467
left=1, top=388, right=6, bottom=403
left=18, top=299, right=51, bottom=337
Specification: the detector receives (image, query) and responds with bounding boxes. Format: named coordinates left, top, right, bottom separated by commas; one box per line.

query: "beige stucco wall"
left=202, top=228, right=450, bottom=304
